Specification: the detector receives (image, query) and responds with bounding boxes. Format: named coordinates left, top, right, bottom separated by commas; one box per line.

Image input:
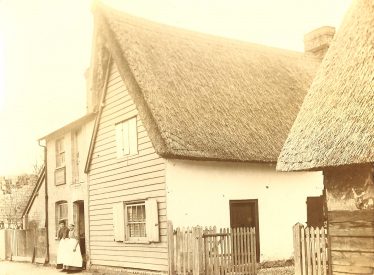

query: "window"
left=127, top=203, right=146, bottom=239
left=55, top=137, right=66, bottom=185
left=55, top=138, right=65, bottom=168
left=55, top=201, right=68, bottom=237
left=112, top=199, right=159, bottom=243
left=115, top=117, right=138, bottom=158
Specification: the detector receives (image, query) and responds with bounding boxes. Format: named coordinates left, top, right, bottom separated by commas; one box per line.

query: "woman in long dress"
left=63, top=224, right=83, bottom=273
left=56, top=220, right=69, bottom=269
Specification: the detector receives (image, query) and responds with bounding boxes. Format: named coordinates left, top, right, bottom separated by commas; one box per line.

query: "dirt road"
left=0, top=261, right=93, bottom=275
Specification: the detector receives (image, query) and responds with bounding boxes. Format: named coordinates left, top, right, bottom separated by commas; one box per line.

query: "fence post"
left=293, top=223, right=303, bottom=275
left=0, top=229, right=5, bottom=260
left=168, top=221, right=175, bottom=275
left=192, top=227, right=200, bottom=275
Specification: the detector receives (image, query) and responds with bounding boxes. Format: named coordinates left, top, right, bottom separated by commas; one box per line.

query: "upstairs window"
left=115, top=117, right=138, bottom=158
left=55, top=138, right=65, bottom=168
left=55, top=137, right=66, bottom=185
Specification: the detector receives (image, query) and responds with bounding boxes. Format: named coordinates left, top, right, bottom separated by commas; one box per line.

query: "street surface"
left=0, top=261, right=93, bottom=275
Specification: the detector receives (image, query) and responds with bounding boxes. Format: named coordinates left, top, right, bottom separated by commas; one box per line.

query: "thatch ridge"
left=277, top=0, right=374, bottom=171
left=94, top=3, right=320, bottom=163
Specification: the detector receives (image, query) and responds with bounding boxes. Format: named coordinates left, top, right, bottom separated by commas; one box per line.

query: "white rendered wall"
left=165, top=159, right=323, bottom=261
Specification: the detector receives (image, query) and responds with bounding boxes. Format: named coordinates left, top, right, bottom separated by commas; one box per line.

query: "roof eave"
left=38, top=112, right=96, bottom=141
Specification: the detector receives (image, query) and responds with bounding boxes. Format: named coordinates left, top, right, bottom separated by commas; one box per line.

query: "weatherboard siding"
left=88, top=62, right=168, bottom=271
left=324, top=166, right=374, bottom=274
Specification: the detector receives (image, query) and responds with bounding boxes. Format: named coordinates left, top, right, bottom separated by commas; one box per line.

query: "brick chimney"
left=304, top=26, right=335, bottom=60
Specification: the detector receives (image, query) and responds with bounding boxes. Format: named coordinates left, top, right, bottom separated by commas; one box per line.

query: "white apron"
left=56, top=238, right=67, bottom=264
left=64, top=238, right=83, bottom=268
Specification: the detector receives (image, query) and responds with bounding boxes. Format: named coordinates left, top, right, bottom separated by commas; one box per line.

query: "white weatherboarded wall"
left=165, top=159, right=323, bottom=261
left=88, top=62, right=168, bottom=271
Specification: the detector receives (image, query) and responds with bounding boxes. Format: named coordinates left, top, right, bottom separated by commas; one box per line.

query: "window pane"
left=134, top=205, right=138, bottom=222
left=137, top=205, right=145, bottom=221
left=135, top=223, right=140, bottom=236
left=129, top=224, right=135, bottom=237
left=61, top=203, right=68, bottom=219
left=139, top=223, right=146, bottom=237
left=127, top=206, right=133, bottom=222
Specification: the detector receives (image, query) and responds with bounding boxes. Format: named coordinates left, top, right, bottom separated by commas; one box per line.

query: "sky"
left=0, top=0, right=352, bottom=176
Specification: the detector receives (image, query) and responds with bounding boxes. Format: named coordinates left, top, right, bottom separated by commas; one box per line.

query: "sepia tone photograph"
left=0, top=0, right=373, bottom=274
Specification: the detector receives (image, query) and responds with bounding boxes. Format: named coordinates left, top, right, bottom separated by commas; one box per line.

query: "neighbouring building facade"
left=22, top=167, right=46, bottom=229
left=82, top=3, right=334, bottom=272
left=39, top=113, right=95, bottom=264
left=278, top=1, right=374, bottom=274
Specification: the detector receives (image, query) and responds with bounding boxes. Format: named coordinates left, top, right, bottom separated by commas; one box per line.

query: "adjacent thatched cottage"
left=278, top=0, right=374, bottom=273
left=84, top=3, right=331, bottom=271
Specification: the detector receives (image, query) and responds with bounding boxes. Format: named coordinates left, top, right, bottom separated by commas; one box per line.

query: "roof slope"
left=22, top=166, right=46, bottom=218
left=93, top=4, right=319, bottom=163
left=277, top=0, right=374, bottom=171
left=39, top=113, right=96, bottom=141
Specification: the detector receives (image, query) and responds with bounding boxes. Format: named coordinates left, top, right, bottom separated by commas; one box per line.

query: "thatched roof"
left=92, top=4, right=320, bottom=163
left=277, top=0, right=374, bottom=171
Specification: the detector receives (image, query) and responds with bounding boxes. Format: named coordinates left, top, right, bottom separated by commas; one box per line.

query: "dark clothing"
left=58, top=227, right=69, bottom=240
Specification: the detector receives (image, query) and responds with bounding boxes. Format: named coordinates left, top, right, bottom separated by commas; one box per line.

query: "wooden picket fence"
left=293, top=223, right=329, bottom=275
left=168, top=222, right=257, bottom=275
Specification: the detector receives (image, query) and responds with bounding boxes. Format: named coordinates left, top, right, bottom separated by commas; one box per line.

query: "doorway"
left=229, top=199, right=260, bottom=262
left=73, top=200, right=86, bottom=267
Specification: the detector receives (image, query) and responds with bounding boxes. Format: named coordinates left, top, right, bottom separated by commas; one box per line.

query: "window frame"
left=125, top=201, right=147, bottom=243
left=55, top=201, right=68, bottom=238
left=55, top=137, right=65, bottom=168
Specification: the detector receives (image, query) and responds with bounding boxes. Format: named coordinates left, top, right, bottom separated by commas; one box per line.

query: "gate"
left=293, top=223, right=329, bottom=275
left=168, top=222, right=257, bottom=275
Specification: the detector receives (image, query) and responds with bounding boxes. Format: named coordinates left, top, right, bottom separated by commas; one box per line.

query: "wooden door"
left=230, top=199, right=260, bottom=262
left=73, top=201, right=86, bottom=261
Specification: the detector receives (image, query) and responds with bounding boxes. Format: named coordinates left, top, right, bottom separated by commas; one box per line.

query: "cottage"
left=38, top=113, right=95, bottom=264
left=277, top=0, right=374, bottom=274
left=84, top=3, right=329, bottom=272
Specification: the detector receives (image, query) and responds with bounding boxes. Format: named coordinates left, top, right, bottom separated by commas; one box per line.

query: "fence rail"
left=293, top=223, right=328, bottom=275
left=168, top=222, right=257, bottom=275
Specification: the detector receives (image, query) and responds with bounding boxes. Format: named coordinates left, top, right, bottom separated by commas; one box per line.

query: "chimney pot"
left=304, top=26, right=335, bottom=59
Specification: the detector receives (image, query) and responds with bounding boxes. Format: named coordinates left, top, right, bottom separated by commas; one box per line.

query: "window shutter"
left=129, top=117, right=138, bottom=155
left=115, top=123, right=123, bottom=158
left=145, top=199, right=159, bottom=242
left=123, top=122, right=130, bottom=155
left=113, top=202, right=125, bottom=242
